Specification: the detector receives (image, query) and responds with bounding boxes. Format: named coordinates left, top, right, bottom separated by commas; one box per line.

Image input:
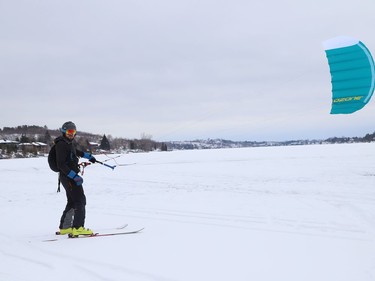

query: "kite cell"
left=323, top=36, right=375, bottom=114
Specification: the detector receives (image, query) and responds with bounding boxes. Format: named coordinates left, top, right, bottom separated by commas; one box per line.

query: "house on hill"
left=18, top=142, right=48, bottom=154
left=1, top=140, right=48, bottom=157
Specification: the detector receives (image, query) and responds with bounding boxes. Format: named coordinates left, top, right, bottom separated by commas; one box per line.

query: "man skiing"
left=54, top=121, right=96, bottom=236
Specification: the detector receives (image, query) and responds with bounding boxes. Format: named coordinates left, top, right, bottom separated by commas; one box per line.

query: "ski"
left=43, top=224, right=133, bottom=242
left=68, top=228, right=144, bottom=239
left=55, top=223, right=128, bottom=235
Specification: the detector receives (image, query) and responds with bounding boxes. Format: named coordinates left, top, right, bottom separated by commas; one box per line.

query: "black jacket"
left=54, top=136, right=84, bottom=176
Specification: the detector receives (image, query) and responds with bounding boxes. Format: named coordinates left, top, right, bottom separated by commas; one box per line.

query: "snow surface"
left=1, top=143, right=375, bottom=281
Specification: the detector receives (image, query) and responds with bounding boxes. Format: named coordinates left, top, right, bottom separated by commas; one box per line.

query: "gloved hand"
left=83, top=152, right=96, bottom=163
left=67, top=170, right=83, bottom=186
left=89, top=156, right=96, bottom=163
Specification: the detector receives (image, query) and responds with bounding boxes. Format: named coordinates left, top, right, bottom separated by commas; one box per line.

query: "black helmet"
left=60, top=121, right=76, bottom=134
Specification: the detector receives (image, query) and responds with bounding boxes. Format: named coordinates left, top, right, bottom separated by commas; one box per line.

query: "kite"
left=323, top=36, right=375, bottom=114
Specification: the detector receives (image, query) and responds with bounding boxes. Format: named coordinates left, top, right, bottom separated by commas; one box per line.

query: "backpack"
left=48, top=142, right=63, bottom=192
left=48, top=144, right=59, bottom=172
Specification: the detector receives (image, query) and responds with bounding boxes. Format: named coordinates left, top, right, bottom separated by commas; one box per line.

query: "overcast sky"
left=1, top=0, right=375, bottom=141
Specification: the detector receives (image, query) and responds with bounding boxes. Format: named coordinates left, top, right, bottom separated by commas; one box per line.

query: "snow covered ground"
left=1, top=143, right=375, bottom=281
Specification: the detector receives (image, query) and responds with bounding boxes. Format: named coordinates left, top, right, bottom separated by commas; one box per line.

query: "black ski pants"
left=59, top=175, right=87, bottom=229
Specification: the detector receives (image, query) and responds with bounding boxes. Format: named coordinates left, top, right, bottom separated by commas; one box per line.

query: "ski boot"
left=69, top=226, right=94, bottom=237
left=56, top=227, right=73, bottom=235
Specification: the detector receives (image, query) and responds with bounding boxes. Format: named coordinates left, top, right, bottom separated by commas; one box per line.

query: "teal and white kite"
left=323, top=36, right=375, bottom=114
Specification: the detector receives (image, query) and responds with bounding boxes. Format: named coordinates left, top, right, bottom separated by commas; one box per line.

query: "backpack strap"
left=57, top=172, right=61, bottom=193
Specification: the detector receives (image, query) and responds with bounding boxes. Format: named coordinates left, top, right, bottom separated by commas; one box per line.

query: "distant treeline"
left=0, top=125, right=168, bottom=153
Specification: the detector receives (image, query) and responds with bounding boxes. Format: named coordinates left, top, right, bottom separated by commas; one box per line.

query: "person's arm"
left=55, top=141, right=71, bottom=176
left=77, top=149, right=96, bottom=163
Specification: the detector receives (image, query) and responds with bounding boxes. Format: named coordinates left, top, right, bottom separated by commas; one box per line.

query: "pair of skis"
left=43, top=224, right=143, bottom=242
left=69, top=228, right=144, bottom=239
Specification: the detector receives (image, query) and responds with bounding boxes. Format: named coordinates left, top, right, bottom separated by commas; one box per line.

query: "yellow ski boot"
left=70, top=226, right=94, bottom=237
left=56, top=227, right=73, bottom=235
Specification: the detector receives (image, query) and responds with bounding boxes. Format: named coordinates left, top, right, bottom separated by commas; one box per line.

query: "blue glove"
left=83, top=152, right=96, bottom=163
left=67, top=170, right=83, bottom=186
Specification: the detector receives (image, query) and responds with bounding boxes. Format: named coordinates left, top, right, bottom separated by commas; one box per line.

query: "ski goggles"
left=65, top=129, right=77, bottom=136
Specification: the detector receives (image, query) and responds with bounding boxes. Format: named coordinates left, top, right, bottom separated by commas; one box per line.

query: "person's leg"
left=71, top=184, right=86, bottom=228
left=58, top=176, right=75, bottom=234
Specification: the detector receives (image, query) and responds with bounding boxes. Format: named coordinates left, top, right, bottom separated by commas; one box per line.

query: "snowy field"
left=1, top=143, right=375, bottom=281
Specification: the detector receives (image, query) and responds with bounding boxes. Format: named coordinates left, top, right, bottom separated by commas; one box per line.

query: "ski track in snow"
left=26, top=242, right=176, bottom=281
left=98, top=205, right=370, bottom=241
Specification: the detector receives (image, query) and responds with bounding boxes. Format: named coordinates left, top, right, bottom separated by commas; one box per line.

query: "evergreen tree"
left=161, top=143, right=168, bottom=151
left=20, top=134, right=30, bottom=143
left=39, top=130, right=52, bottom=144
left=100, top=134, right=111, bottom=151
left=129, top=141, right=136, bottom=150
